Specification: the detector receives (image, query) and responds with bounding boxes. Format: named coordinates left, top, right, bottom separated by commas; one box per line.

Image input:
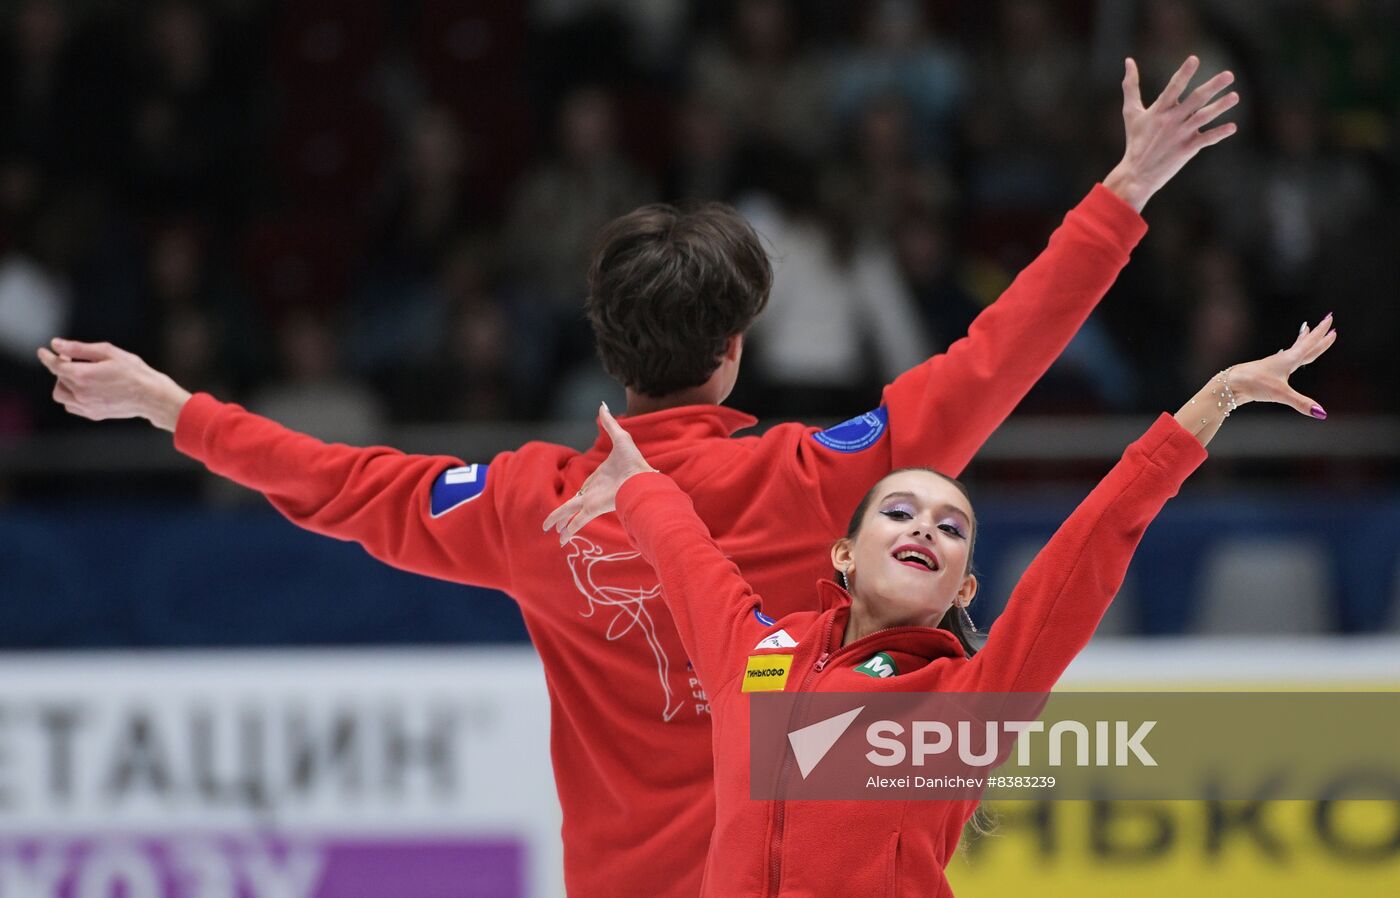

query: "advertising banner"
left=0, top=640, right=1395, bottom=896
left=949, top=639, right=1400, bottom=896
left=0, top=650, right=562, bottom=898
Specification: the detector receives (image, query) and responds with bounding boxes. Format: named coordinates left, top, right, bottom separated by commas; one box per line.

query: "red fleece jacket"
left=173, top=186, right=1145, bottom=898
left=614, top=414, right=1206, bottom=898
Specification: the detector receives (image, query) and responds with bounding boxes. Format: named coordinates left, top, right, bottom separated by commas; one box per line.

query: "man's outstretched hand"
left=1103, top=55, right=1239, bottom=212
left=36, top=338, right=191, bottom=432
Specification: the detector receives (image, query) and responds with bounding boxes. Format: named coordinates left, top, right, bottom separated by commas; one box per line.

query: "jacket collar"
left=815, top=579, right=967, bottom=662
left=817, top=578, right=854, bottom=612
left=589, top=404, right=757, bottom=452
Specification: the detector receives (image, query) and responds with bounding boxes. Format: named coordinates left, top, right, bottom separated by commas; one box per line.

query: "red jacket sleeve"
left=952, top=414, right=1206, bottom=693
left=790, top=185, right=1148, bottom=529
left=173, top=393, right=516, bottom=592
left=616, top=472, right=766, bottom=693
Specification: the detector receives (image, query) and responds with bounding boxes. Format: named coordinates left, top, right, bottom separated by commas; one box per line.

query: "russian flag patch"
left=430, top=464, right=488, bottom=517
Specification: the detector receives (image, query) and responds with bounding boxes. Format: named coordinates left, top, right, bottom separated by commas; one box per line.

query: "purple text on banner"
left=0, top=835, right=525, bottom=898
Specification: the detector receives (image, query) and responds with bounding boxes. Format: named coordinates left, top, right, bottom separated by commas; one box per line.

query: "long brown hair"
left=838, top=467, right=997, bottom=843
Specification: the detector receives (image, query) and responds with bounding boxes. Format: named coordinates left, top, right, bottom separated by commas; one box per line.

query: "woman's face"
left=832, top=470, right=977, bottom=628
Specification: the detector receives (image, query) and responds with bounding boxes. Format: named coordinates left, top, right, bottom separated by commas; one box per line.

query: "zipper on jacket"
left=766, top=614, right=836, bottom=896
left=766, top=618, right=958, bottom=894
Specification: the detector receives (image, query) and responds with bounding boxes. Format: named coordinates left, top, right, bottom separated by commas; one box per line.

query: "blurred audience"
left=964, top=0, right=1086, bottom=213
left=691, top=0, right=834, bottom=156
left=251, top=307, right=385, bottom=445
left=0, top=0, right=1394, bottom=434
left=832, top=0, right=968, bottom=162
left=740, top=151, right=929, bottom=417
left=823, top=95, right=956, bottom=243
left=503, top=86, right=653, bottom=409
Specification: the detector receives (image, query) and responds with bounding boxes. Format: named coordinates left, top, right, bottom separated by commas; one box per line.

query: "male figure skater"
left=41, top=58, right=1242, bottom=898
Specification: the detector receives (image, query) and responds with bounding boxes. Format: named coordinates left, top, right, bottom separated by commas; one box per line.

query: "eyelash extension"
left=882, top=509, right=965, bottom=538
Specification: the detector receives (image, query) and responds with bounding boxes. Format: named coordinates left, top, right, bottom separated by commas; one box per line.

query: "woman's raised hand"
left=1229, top=313, right=1337, bottom=418
left=543, top=403, right=658, bottom=544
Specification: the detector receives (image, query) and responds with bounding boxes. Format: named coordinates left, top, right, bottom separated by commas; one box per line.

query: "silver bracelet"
left=1208, top=369, right=1237, bottom=419
left=1193, top=367, right=1238, bottom=427
left=1217, top=367, right=1238, bottom=417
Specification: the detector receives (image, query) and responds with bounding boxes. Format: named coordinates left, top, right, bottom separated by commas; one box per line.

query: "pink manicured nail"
left=1310, top=405, right=1327, bottom=420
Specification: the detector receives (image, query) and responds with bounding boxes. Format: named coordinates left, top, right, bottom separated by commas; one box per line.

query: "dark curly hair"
left=585, top=202, right=772, bottom=398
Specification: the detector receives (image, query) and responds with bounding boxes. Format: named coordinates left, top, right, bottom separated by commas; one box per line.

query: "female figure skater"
left=545, top=315, right=1336, bottom=897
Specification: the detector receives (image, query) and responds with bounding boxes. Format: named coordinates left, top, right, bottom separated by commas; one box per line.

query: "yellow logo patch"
left=741, top=654, right=794, bottom=692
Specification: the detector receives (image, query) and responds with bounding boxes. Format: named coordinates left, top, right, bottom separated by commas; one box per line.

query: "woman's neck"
left=840, top=602, right=907, bottom=644
left=841, top=602, right=932, bottom=647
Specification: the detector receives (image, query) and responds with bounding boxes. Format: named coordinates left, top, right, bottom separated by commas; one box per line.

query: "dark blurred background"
left=1, top=0, right=1397, bottom=431
left=0, top=0, right=1397, bottom=647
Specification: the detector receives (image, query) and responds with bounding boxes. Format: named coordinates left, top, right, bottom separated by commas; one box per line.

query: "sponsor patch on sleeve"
left=812, top=407, right=889, bottom=453
left=430, top=464, right=488, bottom=517
left=741, top=654, right=794, bottom=692
left=753, top=608, right=777, bottom=627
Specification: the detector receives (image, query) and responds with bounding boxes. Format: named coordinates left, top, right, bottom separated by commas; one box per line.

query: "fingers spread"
left=1288, top=314, right=1334, bottom=359
left=560, top=510, right=591, bottom=545
left=1297, top=327, right=1337, bottom=366
left=543, top=497, right=580, bottom=533
left=1184, top=70, right=1234, bottom=114
left=1153, top=55, right=1200, bottom=108
left=1189, top=91, right=1239, bottom=129
left=1190, top=122, right=1237, bottom=151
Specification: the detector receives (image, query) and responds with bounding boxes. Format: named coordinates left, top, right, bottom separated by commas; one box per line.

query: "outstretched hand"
left=1104, top=55, right=1239, bottom=211
left=543, top=403, right=658, bottom=544
left=1230, top=313, right=1337, bottom=418
left=36, top=338, right=191, bottom=432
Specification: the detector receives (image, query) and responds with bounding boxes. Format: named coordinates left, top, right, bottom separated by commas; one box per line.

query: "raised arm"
left=545, top=405, right=765, bottom=689
left=792, top=56, right=1240, bottom=527
left=38, top=338, right=518, bottom=591
left=957, top=316, right=1337, bottom=693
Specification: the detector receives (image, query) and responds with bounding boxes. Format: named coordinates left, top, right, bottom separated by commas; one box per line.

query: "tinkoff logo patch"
left=741, top=654, right=794, bottom=692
